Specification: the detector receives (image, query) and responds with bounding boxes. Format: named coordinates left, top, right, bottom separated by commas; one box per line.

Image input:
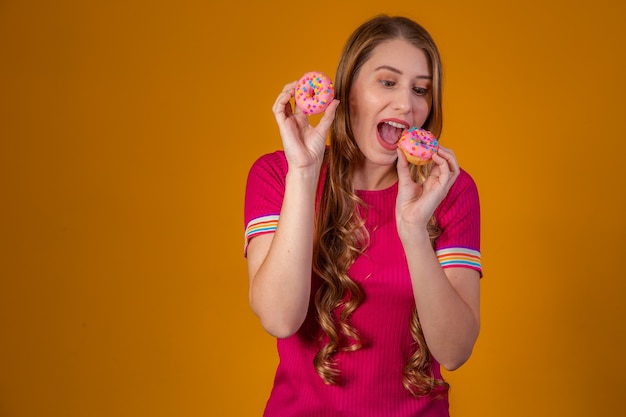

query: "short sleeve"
left=434, top=168, right=482, bottom=276
left=243, top=151, right=288, bottom=256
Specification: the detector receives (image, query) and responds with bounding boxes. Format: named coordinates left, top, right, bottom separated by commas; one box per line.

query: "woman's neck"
left=352, top=162, right=398, bottom=191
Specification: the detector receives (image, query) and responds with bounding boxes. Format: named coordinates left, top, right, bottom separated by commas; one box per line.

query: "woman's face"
left=349, top=38, right=433, bottom=167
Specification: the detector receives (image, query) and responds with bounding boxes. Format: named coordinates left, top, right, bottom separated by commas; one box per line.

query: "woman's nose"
left=391, top=89, right=412, bottom=113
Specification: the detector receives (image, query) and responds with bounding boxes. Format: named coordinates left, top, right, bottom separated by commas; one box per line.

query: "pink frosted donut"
left=294, top=71, right=334, bottom=115
left=397, top=127, right=439, bottom=165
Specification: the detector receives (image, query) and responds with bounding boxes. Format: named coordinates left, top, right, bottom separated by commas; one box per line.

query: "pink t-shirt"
left=244, top=151, right=481, bottom=417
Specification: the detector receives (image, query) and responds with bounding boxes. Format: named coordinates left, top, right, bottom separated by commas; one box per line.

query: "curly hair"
left=311, top=15, right=449, bottom=397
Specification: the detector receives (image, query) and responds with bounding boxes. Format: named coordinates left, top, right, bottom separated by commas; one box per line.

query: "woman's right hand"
left=272, top=81, right=339, bottom=169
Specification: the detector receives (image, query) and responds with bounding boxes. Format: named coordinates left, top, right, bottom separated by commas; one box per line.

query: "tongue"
left=379, top=123, right=402, bottom=144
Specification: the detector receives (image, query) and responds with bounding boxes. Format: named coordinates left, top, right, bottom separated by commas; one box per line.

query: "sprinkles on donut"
left=398, top=127, right=439, bottom=165
left=294, top=71, right=334, bottom=115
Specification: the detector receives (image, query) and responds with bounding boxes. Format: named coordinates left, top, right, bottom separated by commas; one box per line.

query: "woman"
left=244, top=15, right=482, bottom=416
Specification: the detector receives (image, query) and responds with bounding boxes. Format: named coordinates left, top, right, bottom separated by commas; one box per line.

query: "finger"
left=273, top=88, right=294, bottom=112
left=436, top=146, right=454, bottom=161
left=315, top=99, right=340, bottom=133
left=436, top=147, right=459, bottom=175
left=431, top=152, right=451, bottom=181
left=280, top=80, right=298, bottom=94
left=272, top=81, right=297, bottom=116
left=276, top=81, right=297, bottom=103
left=431, top=150, right=447, bottom=166
left=396, top=148, right=413, bottom=184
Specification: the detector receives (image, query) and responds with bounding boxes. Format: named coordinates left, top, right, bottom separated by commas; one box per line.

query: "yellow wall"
left=1, top=0, right=625, bottom=416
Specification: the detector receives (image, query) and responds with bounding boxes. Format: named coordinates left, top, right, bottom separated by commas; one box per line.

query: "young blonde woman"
left=244, top=15, right=482, bottom=417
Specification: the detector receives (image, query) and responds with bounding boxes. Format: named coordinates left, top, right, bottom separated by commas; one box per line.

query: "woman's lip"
left=380, top=118, right=410, bottom=129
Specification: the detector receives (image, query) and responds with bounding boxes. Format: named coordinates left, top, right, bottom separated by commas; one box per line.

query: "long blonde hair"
left=312, top=15, right=448, bottom=397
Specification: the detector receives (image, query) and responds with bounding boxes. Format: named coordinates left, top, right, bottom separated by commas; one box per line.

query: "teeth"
left=385, top=121, right=406, bottom=129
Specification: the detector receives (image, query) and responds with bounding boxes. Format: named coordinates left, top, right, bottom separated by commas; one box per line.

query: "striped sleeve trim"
left=436, top=247, right=482, bottom=272
left=244, top=215, right=279, bottom=255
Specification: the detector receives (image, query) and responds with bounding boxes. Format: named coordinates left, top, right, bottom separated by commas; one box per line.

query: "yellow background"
left=1, top=0, right=625, bottom=416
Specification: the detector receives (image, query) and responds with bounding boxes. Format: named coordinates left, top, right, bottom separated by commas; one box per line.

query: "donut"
left=294, top=71, right=334, bottom=115
left=397, top=127, right=439, bottom=165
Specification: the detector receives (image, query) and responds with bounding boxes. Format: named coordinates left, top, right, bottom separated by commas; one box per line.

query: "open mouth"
left=377, top=120, right=406, bottom=145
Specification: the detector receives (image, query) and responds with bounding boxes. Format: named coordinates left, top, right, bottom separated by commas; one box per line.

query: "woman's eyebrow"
left=375, top=65, right=402, bottom=74
left=374, top=65, right=432, bottom=79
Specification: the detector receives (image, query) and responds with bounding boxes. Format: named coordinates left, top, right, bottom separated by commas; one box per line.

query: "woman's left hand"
left=395, top=146, right=460, bottom=237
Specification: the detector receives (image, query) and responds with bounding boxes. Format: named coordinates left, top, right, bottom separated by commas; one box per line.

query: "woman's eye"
left=381, top=80, right=395, bottom=87
left=413, top=87, right=428, bottom=96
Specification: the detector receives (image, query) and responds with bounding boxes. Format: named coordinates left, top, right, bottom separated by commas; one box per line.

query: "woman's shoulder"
left=436, top=167, right=479, bottom=215
left=454, top=168, right=478, bottom=194
left=248, top=150, right=288, bottom=180
left=251, top=149, right=287, bottom=167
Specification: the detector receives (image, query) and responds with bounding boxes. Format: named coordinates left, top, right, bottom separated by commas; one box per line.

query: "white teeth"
left=385, top=121, right=406, bottom=129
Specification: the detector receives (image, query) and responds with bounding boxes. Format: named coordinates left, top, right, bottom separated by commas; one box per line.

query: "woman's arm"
left=396, top=147, right=480, bottom=370
left=401, top=234, right=480, bottom=370
left=247, top=165, right=321, bottom=338
left=246, top=83, right=339, bottom=338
